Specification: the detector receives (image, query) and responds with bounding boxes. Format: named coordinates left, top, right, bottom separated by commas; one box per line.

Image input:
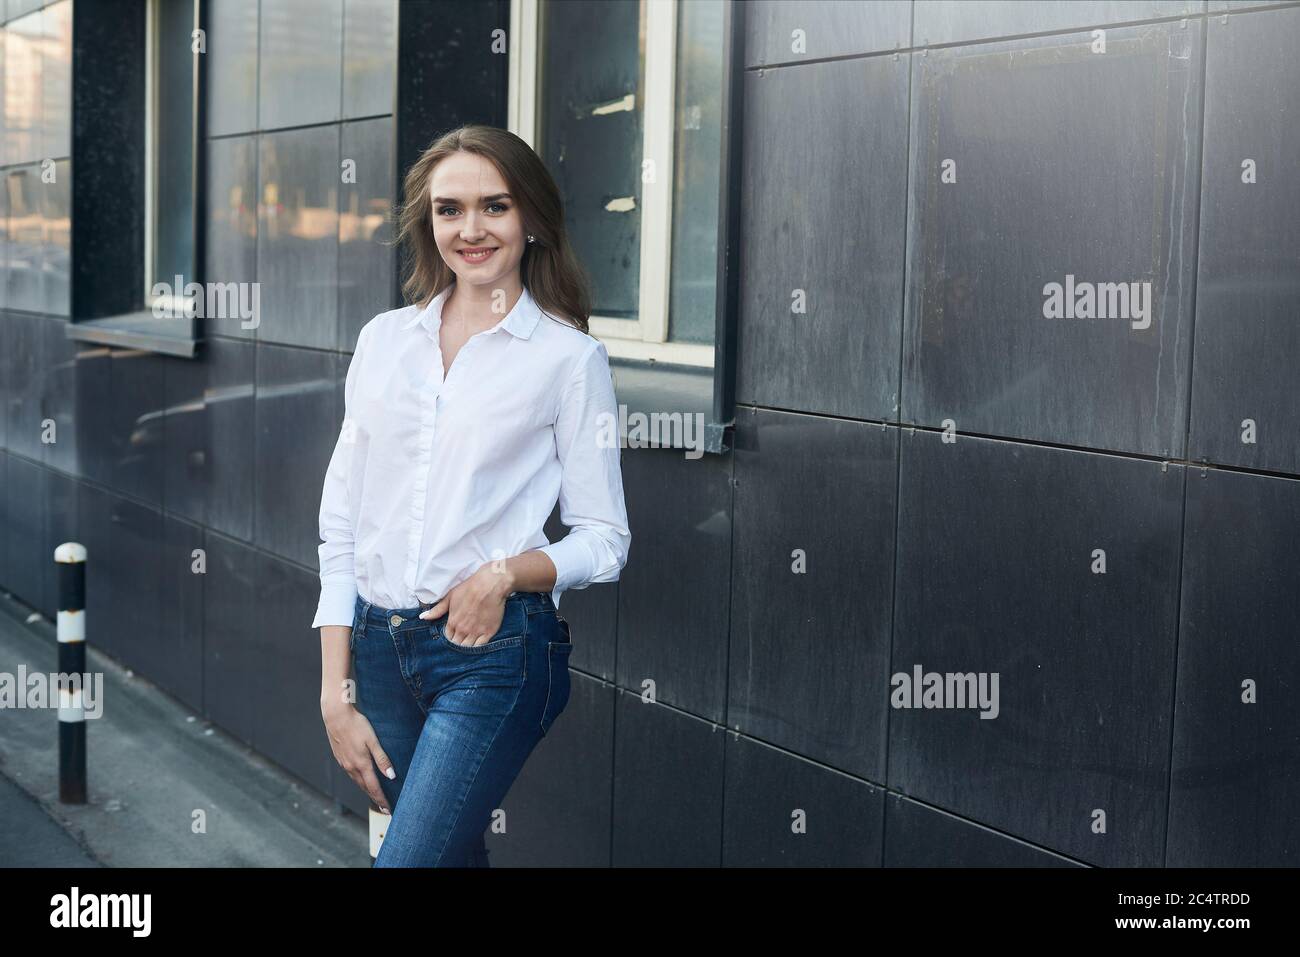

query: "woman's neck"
left=444, top=278, right=524, bottom=330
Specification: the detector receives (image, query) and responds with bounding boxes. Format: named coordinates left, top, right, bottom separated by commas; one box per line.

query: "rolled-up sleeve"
left=311, top=324, right=369, bottom=628
left=539, top=338, right=631, bottom=595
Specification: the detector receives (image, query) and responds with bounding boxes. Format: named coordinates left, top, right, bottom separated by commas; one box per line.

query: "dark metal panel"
left=0, top=318, right=6, bottom=456
left=41, top=316, right=80, bottom=474
left=738, top=54, right=909, bottom=419
left=42, top=465, right=78, bottom=618
left=5, top=312, right=45, bottom=459
left=1168, top=468, right=1300, bottom=865
left=4, top=452, right=45, bottom=607
left=257, top=0, right=343, bottom=130
left=204, top=135, right=258, bottom=343
left=729, top=407, right=897, bottom=780
left=163, top=336, right=256, bottom=533
left=745, top=0, right=910, bottom=68
left=253, top=343, right=338, bottom=566
left=107, top=346, right=165, bottom=505
left=902, top=21, right=1202, bottom=457
left=69, top=335, right=112, bottom=488
left=722, top=734, right=886, bottom=866
left=342, top=0, right=397, bottom=120
left=256, top=125, right=342, bottom=350
left=0, top=455, right=7, bottom=587
left=255, top=550, right=335, bottom=797
left=487, top=673, right=615, bottom=867
left=545, top=504, right=619, bottom=682
left=76, top=479, right=114, bottom=653
left=338, top=116, right=395, bottom=352
left=206, top=0, right=259, bottom=137
left=202, top=528, right=261, bottom=747
left=1188, top=7, right=1300, bottom=475
left=611, top=690, right=725, bottom=866
left=207, top=339, right=257, bottom=541
left=914, top=0, right=1204, bottom=47
left=162, top=338, right=208, bottom=525
left=891, top=431, right=1184, bottom=867
left=105, top=495, right=163, bottom=675
left=158, top=512, right=205, bottom=715
left=616, top=447, right=732, bottom=723
left=884, top=794, right=1085, bottom=866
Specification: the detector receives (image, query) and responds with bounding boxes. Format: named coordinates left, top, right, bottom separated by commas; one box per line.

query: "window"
left=145, top=0, right=198, bottom=318
left=510, top=0, right=726, bottom=369
left=1, top=0, right=72, bottom=317
left=66, top=0, right=203, bottom=357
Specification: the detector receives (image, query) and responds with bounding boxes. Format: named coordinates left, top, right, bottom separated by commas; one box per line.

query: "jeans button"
left=389, top=614, right=403, bottom=627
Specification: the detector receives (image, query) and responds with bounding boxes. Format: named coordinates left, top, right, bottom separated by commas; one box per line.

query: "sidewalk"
left=0, top=590, right=368, bottom=867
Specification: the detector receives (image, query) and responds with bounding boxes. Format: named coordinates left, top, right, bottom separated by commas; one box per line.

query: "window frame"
left=508, top=0, right=715, bottom=369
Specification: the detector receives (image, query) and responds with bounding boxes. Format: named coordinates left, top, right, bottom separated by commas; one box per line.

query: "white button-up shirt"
left=311, top=282, right=631, bottom=628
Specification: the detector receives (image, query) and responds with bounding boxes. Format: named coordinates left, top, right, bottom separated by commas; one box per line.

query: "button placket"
left=403, top=359, right=439, bottom=596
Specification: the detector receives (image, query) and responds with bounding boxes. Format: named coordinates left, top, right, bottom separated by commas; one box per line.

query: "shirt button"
left=389, top=614, right=403, bottom=627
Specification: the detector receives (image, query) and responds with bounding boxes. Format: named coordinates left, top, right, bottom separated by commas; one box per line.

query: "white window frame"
left=509, top=0, right=714, bottom=368
left=143, top=0, right=196, bottom=318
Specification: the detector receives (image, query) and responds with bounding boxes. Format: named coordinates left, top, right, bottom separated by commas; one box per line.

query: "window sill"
left=609, top=358, right=731, bottom=456
left=67, top=311, right=198, bottom=358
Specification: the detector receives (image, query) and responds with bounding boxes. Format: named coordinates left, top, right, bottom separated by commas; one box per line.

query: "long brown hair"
left=392, top=125, right=592, bottom=334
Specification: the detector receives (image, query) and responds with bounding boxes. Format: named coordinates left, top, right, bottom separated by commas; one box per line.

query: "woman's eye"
left=438, top=204, right=506, bottom=215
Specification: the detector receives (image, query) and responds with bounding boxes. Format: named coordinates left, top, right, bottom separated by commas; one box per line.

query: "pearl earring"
left=527, top=235, right=535, bottom=244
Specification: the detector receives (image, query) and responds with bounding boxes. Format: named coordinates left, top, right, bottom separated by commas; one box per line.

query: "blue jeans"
left=350, top=590, right=573, bottom=867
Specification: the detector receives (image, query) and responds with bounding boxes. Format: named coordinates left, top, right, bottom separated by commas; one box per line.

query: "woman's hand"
left=418, top=563, right=514, bottom=646
left=321, top=699, right=394, bottom=814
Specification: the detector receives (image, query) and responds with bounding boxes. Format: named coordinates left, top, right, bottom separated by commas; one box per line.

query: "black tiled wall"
left=2, top=0, right=1298, bottom=868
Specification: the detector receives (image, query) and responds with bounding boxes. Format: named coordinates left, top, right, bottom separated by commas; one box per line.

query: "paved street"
left=0, top=592, right=367, bottom=868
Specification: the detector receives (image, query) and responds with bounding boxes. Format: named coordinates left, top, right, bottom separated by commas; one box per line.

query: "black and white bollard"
left=55, top=542, right=87, bottom=805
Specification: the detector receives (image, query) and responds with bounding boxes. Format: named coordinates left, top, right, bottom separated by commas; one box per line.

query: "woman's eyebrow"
left=431, top=193, right=512, bottom=204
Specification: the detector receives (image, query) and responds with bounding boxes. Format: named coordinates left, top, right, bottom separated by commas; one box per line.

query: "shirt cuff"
left=312, top=580, right=359, bottom=629
left=539, top=534, right=598, bottom=594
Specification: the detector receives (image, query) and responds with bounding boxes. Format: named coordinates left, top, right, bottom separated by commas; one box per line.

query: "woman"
left=313, top=125, right=631, bottom=867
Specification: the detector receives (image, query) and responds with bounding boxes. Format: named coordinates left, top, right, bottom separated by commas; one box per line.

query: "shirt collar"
left=400, top=282, right=543, bottom=341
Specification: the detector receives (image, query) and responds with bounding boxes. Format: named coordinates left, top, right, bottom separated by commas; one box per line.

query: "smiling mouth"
left=458, top=247, right=498, bottom=262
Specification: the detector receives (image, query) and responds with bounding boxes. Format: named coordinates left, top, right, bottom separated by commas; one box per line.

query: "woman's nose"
left=461, top=211, right=484, bottom=239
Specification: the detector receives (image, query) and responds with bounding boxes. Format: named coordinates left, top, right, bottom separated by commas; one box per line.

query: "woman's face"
left=428, top=151, right=527, bottom=291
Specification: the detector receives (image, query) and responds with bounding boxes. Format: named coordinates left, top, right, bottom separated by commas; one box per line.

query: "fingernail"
left=385, top=767, right=396, bottom=779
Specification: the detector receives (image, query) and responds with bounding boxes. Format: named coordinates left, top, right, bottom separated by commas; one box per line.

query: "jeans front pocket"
left=441, top=631, right=526, bottom=654
left=440, top=601, right=528, bottom=655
